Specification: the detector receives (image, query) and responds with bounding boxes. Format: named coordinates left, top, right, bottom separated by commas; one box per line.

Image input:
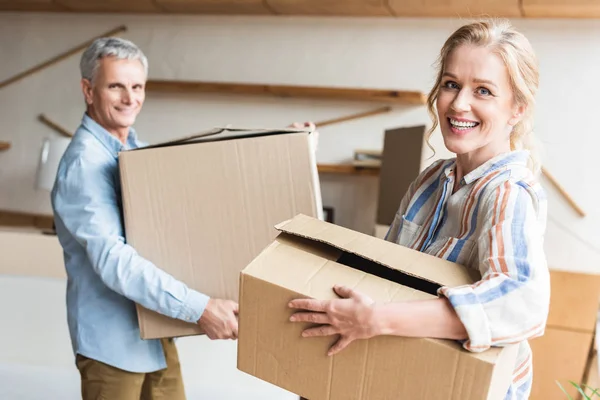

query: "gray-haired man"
left=51, top=37, right=238, bottom=399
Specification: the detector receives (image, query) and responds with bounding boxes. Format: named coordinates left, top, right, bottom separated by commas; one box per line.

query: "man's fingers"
left=301, top=325, right=338, bottom=338
left=288, top=299, right=328, bottom=312
left=328, top=336, right=353, bottom=356
left=231, top=317, right=239, bottom=338
left=290, top=312, right=330, bottom=324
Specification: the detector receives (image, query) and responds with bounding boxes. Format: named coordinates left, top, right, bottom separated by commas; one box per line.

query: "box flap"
left=135, top=126, right=314, bottom=150
left=275, top=214, right=477, bottom=288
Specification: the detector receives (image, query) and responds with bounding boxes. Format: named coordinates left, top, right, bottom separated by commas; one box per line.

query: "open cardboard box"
left=119, top=127, right=321, bottom=339
left=238, top=214, right=518, bottom=400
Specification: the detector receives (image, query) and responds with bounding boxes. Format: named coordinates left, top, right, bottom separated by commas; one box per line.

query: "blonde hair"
left=426, top=19, right=541, bottom=174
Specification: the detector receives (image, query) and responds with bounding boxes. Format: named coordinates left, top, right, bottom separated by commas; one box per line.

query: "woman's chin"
left=442, top=137, right=470, bottom=155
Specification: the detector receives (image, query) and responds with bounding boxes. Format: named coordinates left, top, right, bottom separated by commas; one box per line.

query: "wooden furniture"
left=0, top=142, right=11, bottom=151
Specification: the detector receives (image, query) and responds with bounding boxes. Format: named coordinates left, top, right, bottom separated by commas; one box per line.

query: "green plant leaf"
left=580, top=384, right=600, bottom=398
left=569, top=381, right=591, bottom=400
left=557, top=380, right=574, bottom=400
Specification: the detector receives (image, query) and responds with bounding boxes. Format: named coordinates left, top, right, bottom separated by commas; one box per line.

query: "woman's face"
left=436, top=44, right=524, bottom=162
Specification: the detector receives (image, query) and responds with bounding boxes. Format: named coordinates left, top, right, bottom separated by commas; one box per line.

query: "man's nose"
left=122, top=89, right=132, bottom=104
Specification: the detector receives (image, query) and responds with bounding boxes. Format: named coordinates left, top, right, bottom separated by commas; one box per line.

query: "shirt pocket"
left=432, top=236, right=476, bottom=267
left=392, top=214, right=422, bottom=249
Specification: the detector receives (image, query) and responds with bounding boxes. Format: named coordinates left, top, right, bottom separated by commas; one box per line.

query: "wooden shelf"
left=0, top=210, right=54, bottom=230
left=145, top=80, right=427, bottom=105
left=317, top=164, right=380, bottom=177
left=0, top=142, right=11, bottom=151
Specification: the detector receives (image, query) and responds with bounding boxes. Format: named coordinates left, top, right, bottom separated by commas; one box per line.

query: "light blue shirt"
left=51, top=114, right=210, bottom=373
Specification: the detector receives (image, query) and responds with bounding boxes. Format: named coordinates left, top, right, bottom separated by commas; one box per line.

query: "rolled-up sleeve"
left=53, top=156, right=209, bottom=324
left=438, top=180, right=550, bottom=352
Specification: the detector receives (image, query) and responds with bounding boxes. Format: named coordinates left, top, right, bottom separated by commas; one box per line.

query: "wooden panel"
left=547, top=270, right=600, bottom=332
left=522, top=0, right=600, bottom=18
left=388, top=0, right=521, bottom=17
left=145, top=80, right=427, bottom=105
left=0, top=210, right=54, bottom=230
left=0, top=0, right=64, bottom=11
left=266, top=0, right=393, bottom=16
left=155, top=0, right=273, bottom=14
left=54, top=0, right=161, bottom=13
left=0, top=142, right=11, bottom=151
left=529, top=327, right=593, bottom=399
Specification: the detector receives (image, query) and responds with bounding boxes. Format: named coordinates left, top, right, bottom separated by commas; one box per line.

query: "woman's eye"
left=443, top=81, right=459, bottom=90
left=477, top=87, right=491, bottom=96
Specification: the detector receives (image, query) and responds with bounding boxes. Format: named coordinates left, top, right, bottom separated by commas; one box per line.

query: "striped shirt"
left=385, top=150, right=550, bottom=400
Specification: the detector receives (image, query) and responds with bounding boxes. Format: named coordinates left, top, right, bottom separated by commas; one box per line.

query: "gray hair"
left=80, top=37, right=148, bottom=82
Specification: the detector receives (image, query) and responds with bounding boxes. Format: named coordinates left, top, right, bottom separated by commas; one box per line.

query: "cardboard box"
left=546, top=270, right=600, bottom=332
left=238, top=214, right=518, bottom=400
left=119, top=127, right=321, bottom=339
left=528, top=270, right=600, bottom=399
left=375, top=125, right=425, bottom=227
left=529, top=327, right=593, bottom=400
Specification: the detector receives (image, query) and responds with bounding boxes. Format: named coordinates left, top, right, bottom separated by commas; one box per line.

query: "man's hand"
left=197, top=299, right=239, bottom=340
left=289, top=121, right=319, bottom=153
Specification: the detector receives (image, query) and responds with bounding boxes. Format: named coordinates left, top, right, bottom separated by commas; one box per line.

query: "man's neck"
left=86, top=109, right=129, bottom=145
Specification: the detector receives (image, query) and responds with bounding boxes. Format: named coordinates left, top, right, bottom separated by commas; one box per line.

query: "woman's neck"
left=453, top=143, right=511, bottom=192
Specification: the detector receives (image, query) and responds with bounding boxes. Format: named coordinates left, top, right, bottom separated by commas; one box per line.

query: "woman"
left=289, top=19, right=550, bottom=400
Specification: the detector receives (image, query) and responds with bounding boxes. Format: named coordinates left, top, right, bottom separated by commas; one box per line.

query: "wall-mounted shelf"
left=317, top=164, right=380, bottom=177
left=145, top=80, right=426, bottom=105
left=0, top=142, right=11, bottom=151
left=0, top=210, right=54, bottom=230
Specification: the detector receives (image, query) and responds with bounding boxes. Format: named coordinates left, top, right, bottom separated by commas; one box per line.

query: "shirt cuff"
left=438, top=286, right=492, bottom=353
left=176, top=289, right=210, bottom=324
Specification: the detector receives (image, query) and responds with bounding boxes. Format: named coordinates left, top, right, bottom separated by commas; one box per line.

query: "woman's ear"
left=508, top=104, right=526, bottom=126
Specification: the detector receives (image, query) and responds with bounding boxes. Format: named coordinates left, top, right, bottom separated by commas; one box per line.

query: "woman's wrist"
left=371, top=303, right=404, bottom=337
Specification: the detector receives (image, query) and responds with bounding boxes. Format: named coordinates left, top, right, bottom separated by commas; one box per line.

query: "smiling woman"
left=289, top=19, right=549, bottom=400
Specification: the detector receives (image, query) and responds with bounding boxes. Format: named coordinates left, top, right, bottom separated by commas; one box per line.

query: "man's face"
left=81, top=56, right=146, bottom=137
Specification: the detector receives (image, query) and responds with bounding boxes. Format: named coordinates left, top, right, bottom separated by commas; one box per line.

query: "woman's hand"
left=288, top=285, right=378, bottom=356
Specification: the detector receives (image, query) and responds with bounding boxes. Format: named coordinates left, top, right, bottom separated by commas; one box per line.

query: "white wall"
left=1, top=12, right=598, bottom=275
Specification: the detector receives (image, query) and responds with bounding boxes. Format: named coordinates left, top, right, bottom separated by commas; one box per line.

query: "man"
left=51, top=37, right=239, bottom=400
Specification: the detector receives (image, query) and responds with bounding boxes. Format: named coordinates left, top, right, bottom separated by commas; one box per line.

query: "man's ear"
left=508, top=103, right=526, bottom=126
left=81, top=78, right=93, bottom=106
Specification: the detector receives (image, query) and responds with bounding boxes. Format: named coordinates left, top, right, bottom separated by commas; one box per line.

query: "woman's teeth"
left=449, top=118, right=479, bottom=130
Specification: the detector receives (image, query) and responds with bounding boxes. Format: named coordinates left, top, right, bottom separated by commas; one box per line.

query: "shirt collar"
left=444, top=150, right=530, bottom=185
left=81, top=113, right=139, bottom=158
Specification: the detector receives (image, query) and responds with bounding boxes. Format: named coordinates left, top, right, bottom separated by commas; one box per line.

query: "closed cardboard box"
left=529, top=270, right=600, bottom=399
left=119, top=127, right=321, bottom=339
left=238, top=214, right=518, bottom=400
left=546, top=270, right=600, bottom=332
left=529, top=327, right=593, bottom=400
